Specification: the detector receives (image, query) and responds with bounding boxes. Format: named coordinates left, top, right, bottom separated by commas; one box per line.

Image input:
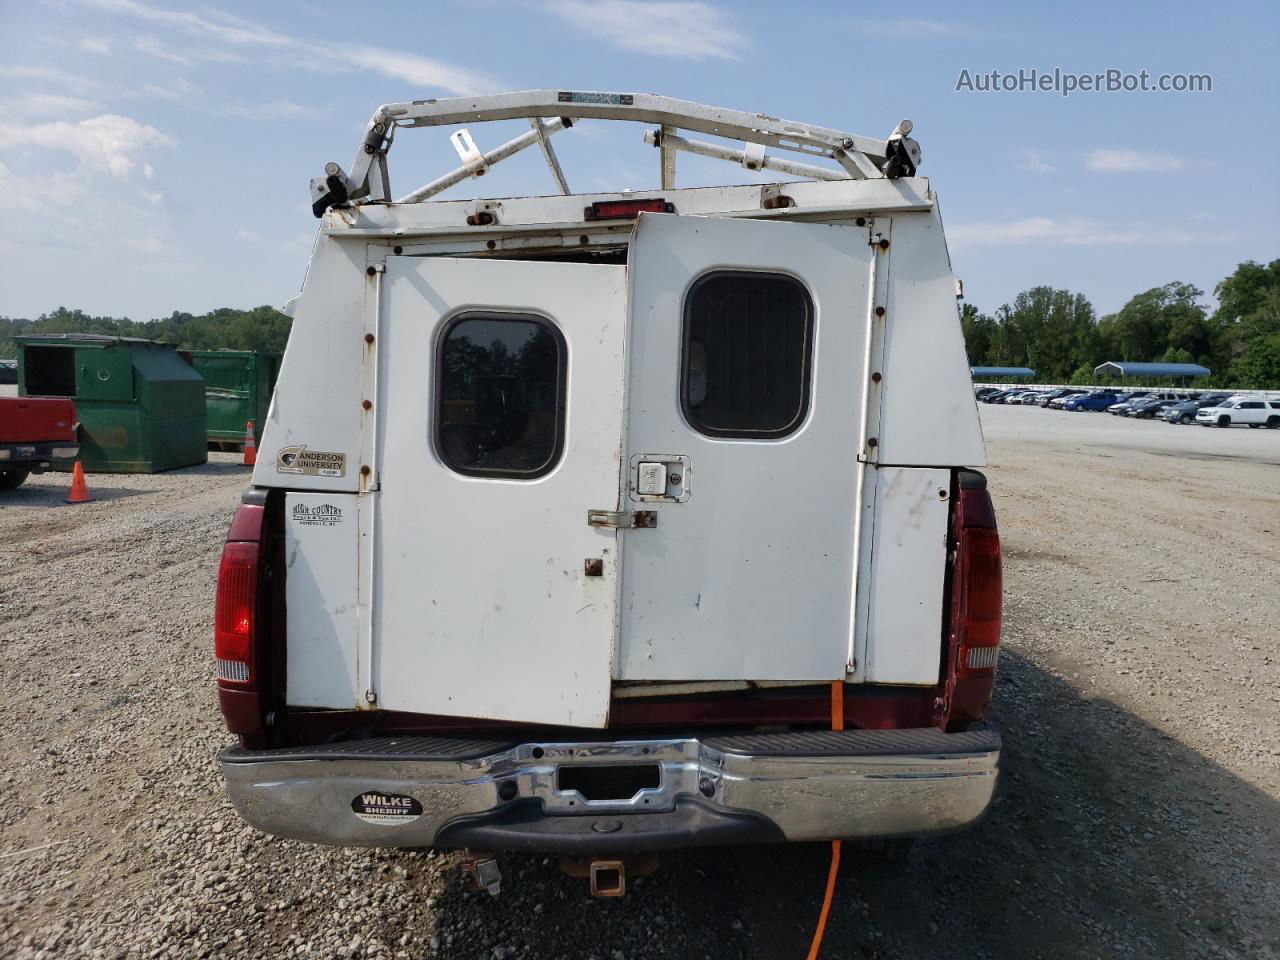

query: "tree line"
left=961, top=259, right=1280, bottom=388
left=0, top=306, right=292, bottom=359
left=4, top=258, right=1278, bottom=388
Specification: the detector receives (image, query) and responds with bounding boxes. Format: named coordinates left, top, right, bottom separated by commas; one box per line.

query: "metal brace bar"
left=530, top=118, right=571, bottom=195
left=396, top=117, right=570, bottom=204
left=659, top=124, right=677, bottom=189
left=644, top=130, right=848, bottom=182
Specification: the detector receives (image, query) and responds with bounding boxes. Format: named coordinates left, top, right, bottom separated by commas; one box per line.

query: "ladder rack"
left=311, top=90, right=921, bottom=218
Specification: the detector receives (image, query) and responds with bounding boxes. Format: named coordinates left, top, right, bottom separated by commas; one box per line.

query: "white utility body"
left=254, top=90, right=984, bottom=728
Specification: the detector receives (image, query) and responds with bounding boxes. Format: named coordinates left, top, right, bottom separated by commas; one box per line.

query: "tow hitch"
left=559, top=853, right=660, bottom=898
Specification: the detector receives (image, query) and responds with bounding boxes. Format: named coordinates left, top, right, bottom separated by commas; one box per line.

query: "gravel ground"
left=1, top=408, right=1278, bottom=959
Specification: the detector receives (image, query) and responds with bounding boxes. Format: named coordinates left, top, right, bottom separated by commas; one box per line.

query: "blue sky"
left=1, top=0, right=1276, bottom=321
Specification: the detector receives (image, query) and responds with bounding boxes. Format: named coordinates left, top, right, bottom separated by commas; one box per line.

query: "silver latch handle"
left=587, top=510, right=657, bottom=529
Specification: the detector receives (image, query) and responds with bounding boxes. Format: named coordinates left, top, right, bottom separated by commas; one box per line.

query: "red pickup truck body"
left=0, top=397, right=79, bottom=489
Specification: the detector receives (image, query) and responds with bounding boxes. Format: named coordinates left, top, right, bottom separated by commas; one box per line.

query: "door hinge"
left=588, top=509, right=657, bottom=529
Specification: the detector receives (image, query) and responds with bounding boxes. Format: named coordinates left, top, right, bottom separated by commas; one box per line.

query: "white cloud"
left=1084, top=149, right=1184, bottom=172
left=222, top=100, right=308, bottom=121
left=861, top=19, right=979, bottom=39
left=1018, top=149, right=1055, bottom=174
left=0, top=113, right=175, bottom=178
left=544, top=0, right=749, bottom=60
left=134, top=35, right=241, bottom=64
left=0, top=65, right=100, bottom=96
left=0, top=93, right=102, bottom=117
left=79, top=36, right=113, bottom=55
left=237, top=229, right=262, bottom=242
left=87, top=0, right=493, bottom=93
left=948, top=217, right=1197, bottom=249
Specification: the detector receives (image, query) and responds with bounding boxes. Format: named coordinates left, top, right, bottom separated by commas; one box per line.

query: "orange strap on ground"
left=805, top=682, right=845, bottom=960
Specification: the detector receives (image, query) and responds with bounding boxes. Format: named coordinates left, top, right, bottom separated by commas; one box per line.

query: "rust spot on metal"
left=360, top=465, right=371, bottom=476
left=486, top=240, right=497, bottom=250
left=867, top=437, right=878, bottom=449
left=635, top=511, right=657, bottom=528
left=366, top=266, right=376, bottom=277
left=364, top=333, right=375, bottom=344
left=856, top=217, right=867, bottom=227
left=362, top=400, right=372, bottom=410
left=875, top=306, right=886, bottom=317
left=579, top=235, right=589, bottom=245
left=584, top=558, right=604, bottom=577
left=878, top=238, right=890, bottom=250
left=871, top=371, right=882, bottom=383
left=466, top=212, right=496, bottom=226
left=393, top=245, right=404, bottom=255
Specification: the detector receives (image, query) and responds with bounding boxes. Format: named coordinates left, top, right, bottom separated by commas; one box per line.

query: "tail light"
left=216, top=502, right=267, bottom=740
left=215, top=542, right=258, bottom=684
left=941, top=471, right=1003, bottom=731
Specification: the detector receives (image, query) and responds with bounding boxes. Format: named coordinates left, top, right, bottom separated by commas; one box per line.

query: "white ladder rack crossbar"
left=312, top=89, right=920, bottom=217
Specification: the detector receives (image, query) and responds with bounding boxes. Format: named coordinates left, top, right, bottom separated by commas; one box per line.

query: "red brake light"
left=215, top=540, right=259, bottom=684
left=959, top=528, right=1002, bottom=661
left=584, top=198, right=671, bottom=220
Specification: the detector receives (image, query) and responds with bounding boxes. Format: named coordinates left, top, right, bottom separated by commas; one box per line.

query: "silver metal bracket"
left=588, top=509, right=657, bottom=529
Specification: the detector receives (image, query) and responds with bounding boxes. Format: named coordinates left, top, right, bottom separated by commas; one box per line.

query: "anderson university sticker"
left=276, top=445, right=346, bottom=478
left=351, top=792, right=423, bottom=825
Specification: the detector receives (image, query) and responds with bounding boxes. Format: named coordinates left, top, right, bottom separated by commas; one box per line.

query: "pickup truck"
left=215, top=92, right=1002, bottom=876
left=0, top=396, right=79, bottom=489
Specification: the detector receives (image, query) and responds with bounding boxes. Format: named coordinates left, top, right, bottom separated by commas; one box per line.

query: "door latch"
left=587, top=510, right=657, bottom=529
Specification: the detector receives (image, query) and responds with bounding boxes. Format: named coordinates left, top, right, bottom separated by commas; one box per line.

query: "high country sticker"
left=351, top=792, right=423, bottom=825
left=276, top=445, right=346, bottom=478
left=291, top=502, right=343, bottom=526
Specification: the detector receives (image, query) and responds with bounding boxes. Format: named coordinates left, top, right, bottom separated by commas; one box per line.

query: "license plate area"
left=557, top=763, right=660, bottom=802
left=515, top=740, right=701, bottom=814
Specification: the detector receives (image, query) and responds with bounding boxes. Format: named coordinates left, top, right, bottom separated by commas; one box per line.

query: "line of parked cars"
left=976, top=387, right=1280, bottom=428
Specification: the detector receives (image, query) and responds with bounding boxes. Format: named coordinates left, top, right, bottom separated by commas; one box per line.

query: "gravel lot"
left=2, top=406, right=1278, bottom=959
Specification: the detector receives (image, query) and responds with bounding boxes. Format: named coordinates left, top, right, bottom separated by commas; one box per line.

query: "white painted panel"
left=373, top=257, right=626, bottom=728
left=617, top=214, right=873, bottom=681
left=877, top=212, right=985, bottom=467
left=254, top=235, right=367, bottom=492
left=285, top=492, right=360, bottom=707
left=863, top=467, right=949, bottom=685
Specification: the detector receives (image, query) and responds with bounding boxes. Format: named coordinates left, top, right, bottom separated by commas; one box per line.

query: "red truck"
left=0, top=397, right=79, bottom=490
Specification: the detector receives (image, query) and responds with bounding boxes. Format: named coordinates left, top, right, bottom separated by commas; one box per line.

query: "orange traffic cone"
left=65, top=461, right=93, bottom=504
left=243, top=420, right=257, bottom=466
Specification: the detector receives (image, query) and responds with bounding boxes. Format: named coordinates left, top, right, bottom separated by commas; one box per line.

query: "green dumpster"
left=15, top=334, right=208, bottom=473
left=188, top=349, right=280, bottom=448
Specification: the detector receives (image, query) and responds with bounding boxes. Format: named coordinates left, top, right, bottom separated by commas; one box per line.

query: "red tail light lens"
left=941, top=474, right=1002, bottom=731
left=959, top=527, right=1002, bottom=665
left=215, top=540, right=259, bottom=685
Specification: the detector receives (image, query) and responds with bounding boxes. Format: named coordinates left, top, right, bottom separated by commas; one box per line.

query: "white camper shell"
left=219, top=92, right=1000, bottom=858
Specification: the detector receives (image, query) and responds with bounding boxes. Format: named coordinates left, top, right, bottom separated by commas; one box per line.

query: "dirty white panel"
left=253, top=234, right=367, bottom=492
left=617, top=213, right=872, bottom=681
left=877, top=212, right=985, bottom=468
left=863, top=467, right=949, bottom=685
left=373, top=257, right=626, bottom=728
left=285, top=492, right=360, bottom=707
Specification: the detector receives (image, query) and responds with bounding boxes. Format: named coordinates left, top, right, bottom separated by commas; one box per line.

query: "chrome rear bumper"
left=221, top=726, right=999, bottom=852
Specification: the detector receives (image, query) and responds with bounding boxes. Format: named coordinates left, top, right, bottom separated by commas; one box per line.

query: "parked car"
left=1041, top=389, right=1085, bottom=408
left=1106, top=391, right=1156, bottom=415
left=1196, top=396, right=1280, bottom=428
left=214, top=91, right=1003, bottom=878
left=0, top=397, right=80, bottom=490
left=1163, top=396, right=1230, bottom=424
left=974, top=387, right=1001, bottom=401
left=1127, top=397, right=1181, bottom=419
left=1062, top=391, right=1121, bottom=412
left=983, top=389, right=1019, bottom=404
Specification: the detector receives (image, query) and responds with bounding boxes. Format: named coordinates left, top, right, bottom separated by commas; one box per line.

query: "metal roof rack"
left=311, top=90, right=921, bottom=218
